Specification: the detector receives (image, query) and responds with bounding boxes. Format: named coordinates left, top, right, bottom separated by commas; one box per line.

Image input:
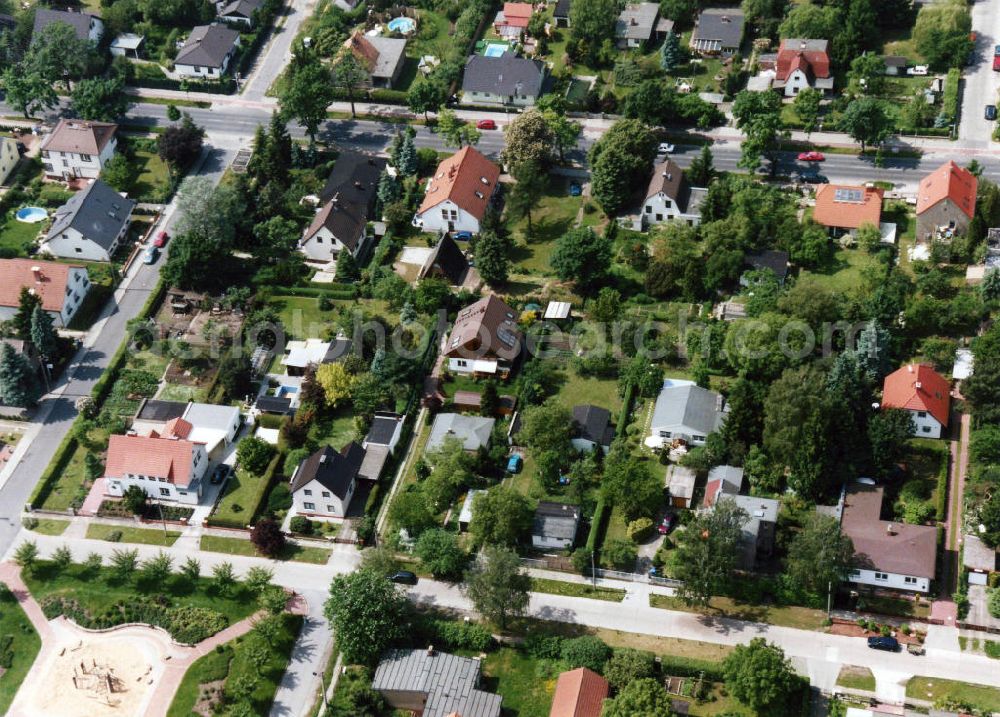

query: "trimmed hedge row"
left=935, top=446, right=949, bottom=521
left=40, top=595, right=228, bottom=644
left=28, top=435, right=78, bottom=510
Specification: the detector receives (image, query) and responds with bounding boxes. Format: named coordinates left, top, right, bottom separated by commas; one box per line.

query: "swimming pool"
left=387, top=16, right=415, bottom=34
left=14, top=207, right=47, bottom=223
left=483, top=43, right=508, bottom=58
left=276, top=385, right=299, bottom=398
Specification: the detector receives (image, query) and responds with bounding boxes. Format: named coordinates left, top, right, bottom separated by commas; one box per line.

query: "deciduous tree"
left=72, top=77, right=131, bottom=121
left=785, top=514, right=856, bottom=596
left=464, top=546, right=530, bottom=630
left=551, top=227, right=612, bottom=292
left=415, top=529, right=468, bottom=580
left=672, top=498, right=747, bottom=605
left=469, top=486, right=533, bottom=547
left=723, top=639, right=801, bottom=714
left=324, top=569, right=411, bottom=664
left=280, top=43, right=336, bottom=143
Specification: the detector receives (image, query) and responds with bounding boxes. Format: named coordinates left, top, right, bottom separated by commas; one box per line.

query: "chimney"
left=887, top=523, right=896, bottom=536
left=31, top=266, right=41, bottom=282
left=915, top=381, right=922, bottom=390
left=331, top=192, right=339, bottom=205
left=666, top=172, right=672, bottom=181
left=426, top=645, right=435, bottom=655
left=908, top=364, right=913, bottom=373
left=320, top=454, right=327, bottom=463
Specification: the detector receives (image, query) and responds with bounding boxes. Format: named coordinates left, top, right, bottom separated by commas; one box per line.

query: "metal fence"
left=520, top=557, right=684, bottom=589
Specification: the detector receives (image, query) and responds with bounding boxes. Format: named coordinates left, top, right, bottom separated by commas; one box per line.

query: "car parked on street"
left=142, top=246, right=159, bottom=264
left=476, top=119, right=497, bottom=130
left=153, top=231, right=169, bottom=248
left=797, top=151, right=825, bottom=162
left=987, top=105, right=997, bottom=121
left=211, top=464, right=230, bottom=485
left=657, top=142, right=675, bottom=155
left=453, top=231, right=473, bottom=241
left=390, top=570, right=418, bottom=585
left=867, top=636, right=900, bottom=652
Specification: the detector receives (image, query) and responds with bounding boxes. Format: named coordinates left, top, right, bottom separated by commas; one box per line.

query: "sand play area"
left=9, top=620, right=179, bottom=717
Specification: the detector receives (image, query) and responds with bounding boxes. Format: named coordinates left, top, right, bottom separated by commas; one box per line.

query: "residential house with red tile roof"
left=104, top=420, right=209, bottom=504
left=549, top=668, right=608, bottom=717
left=342, top=31, right=407, bottom=88
left=772, top=39, right=833, bottom=97
left=916, top=161, right=977, bottom=242
left=881, top=363, right=951, bottom=439
left=493, top=2, right=533, bottom=37
left=40, top=119, right=118, bottom=180
left=413, top=147, right=501, bottom=235
left=841, top=482, right=937, bottom=593
left=445, top=294, right=521, bottom=378
left=812, top=184, right=883, bottom=236
left=0, top=259, right=90, bottom=328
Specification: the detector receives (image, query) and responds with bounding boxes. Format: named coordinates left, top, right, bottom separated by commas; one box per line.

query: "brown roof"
left=549, top=668, right=609, bottom=717
left=105, top=433, right=199, bottom=488
left=645, top=159, right=685, bottom=201
left=418, top=146, right=501, bottom=222
left=841, top=484, right=938, bottom=579
left=445, top=294, right=522, bottom=362
left=916, top=161, right=977, bottom=219
left=775, top=39, right=830, bottom=80
left=812, top=184, right=884, bottom=230
left=41, top=119, right=117, bottom=156
left=343, top=31, right=379, bottom=71
left=0, top=259, right=80, bottom=312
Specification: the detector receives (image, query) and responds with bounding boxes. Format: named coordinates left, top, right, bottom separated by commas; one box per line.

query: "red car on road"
left=153, top=231, right=169, bottom=248
left=797, top=151, right=825, bottom=162
left=475, top=119, right=497, bottom=130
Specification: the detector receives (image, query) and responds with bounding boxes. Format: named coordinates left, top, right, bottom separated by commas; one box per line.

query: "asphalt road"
left=961, top=0, right=1000, bottom=146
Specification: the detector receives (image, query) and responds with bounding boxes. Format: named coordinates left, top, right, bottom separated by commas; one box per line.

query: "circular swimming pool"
left=14, top=207, right=47, bottom=223
left=387, top=16, right=415, bottom=34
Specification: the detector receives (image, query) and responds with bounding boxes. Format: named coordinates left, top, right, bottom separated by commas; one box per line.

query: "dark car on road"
left=390, top=570, right=418, bottom=585
left=867, top=636, right=900, bottom=652
left=987, top=105, right=998, bottom=121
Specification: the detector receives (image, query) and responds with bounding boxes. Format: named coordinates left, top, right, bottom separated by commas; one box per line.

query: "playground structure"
left=71, top=655, right=127, bottom=706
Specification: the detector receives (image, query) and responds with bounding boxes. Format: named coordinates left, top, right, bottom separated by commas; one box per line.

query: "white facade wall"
left=300, top=226, right=367, bottom=261
left=105, top=444, right=208, bottom=505
left=448, top=357, right=500, bottom=375
left=87, top=17, right=105, bottom=43
left=414, top=199, right=482, bottom=235
left=532, top=534, right=573, bottom=550
left=849, top=568, right=930, bottom=593
left=175, top=61, right=227, bottom=79
left=292, top=478, right=353, bottom=518
left=647, top=426, right=709, bottom=449
left=909, top=409, right=943, bottom=439
left=46, top=218, right=130, bottom=262
left=782, top=68, right=810, bottom=96
left=643, top=193, right=701, bottom=227
left=0, top=139, right=18, bottom=185
left=42, top=138, right=116, bottom=179
left=0, top=267, right=91, bottom=327
left=460, top=90, right=537, bottom=108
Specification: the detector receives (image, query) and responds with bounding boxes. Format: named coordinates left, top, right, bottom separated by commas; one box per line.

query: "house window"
left=658, top=431, right=671, bottom=438
left=849, top=569, right=860, bottom=577
left=904, top=576, right=917, bottom=585
left=692, top=435, right=705, bottom=442
left=316, top=237, right=323, bottom=243
left=655, top=214, right=663, bottom=221
left=664, top=200, right=672, bottom=208
left=441, top=209, right=448, bottom=218
left=81, top=154, right=91, bottom=162
left=322, top=491, right=331, bottom=498
left=304, top=489, right=312, bottom=496
left=922, top=426, right=931, bottom=433
left=917, top=411, right=927, bottom=418
left=456, top=359, right=468, bottom=367
left=645, top=206, right=652, bottom=214
left=874, top=572, right=888, bottom=581
left=304, top=501, right=315, bottom=510
left=159, top=487, right=170, bottom=497
left=327, top=505, right=335, bottom=512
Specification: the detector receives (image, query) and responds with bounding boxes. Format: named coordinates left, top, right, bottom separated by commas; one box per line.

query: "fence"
left=520, top=557, right=684, bottom=588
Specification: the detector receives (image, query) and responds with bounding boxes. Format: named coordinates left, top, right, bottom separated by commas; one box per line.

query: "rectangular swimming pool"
left=483, top=43, right=508, bottom=57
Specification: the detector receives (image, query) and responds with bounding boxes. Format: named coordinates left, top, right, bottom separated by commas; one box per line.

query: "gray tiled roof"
left=616, top=3, right=659, bottom=41
left=291, top=443, right=364, bottom=498
left=533, top=502, right=580, bottom=542
left=692, top=8, right=744, bottom=51
left=462, top=53, right=546, bottom=98
left=572, top=404, right=614, bottom=447
left=426, top=413, right=495, bottom=453
left=46, top=180, right=134, bottom=252
left=175, top=24, right=240, bottom=68
left=650, top=384, right=726, bottom=438
left=367, top=36, right=407, bottom=79
left=365, top=412, right=403, bottom=446
left=372, top=649, right=502, bottom=717
left=33, top=8, right=97, bottom=42
left=218, top=0, right=263, bottom=18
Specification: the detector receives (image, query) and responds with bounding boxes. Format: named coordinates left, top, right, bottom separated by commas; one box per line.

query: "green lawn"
left=906, top=677, right=1000, bottom=712
left=482, top=648, right=557, bottom=717
left=800, top=248, right=881, bottom=293
left=131, top=150, right=173, bottom=203
left=0, top=586, right=41, bottom=713
left=0, top=214, right=44, bottom=255
left=510, top=181, right=590, bottom=275
left=309, top=408, right=357, bottom=451
left=29, top=518, right=69, bottom=536
left=268, top=295, right=332, bottom=338
left=405, top=9, right=454, bottom=61
left=650, top=594, right=828, bottom=631
left=210, top=455, right=281, bottom=527
left=530, top=577, right=625, bottom=602
left=837, top=666, right=876, bottom=692
left=166, top=612, right=303, bottom=717
left=37, top=426, right=110, bottom=512
left=556, top=373, right=621, bottom=414
left=158, top=382, right=209, bottom=402
left=200, top=535, right=332, bottom=564
left=24, top=562, right=258, bottom=627
left=85, top=523, right=181, bottom=546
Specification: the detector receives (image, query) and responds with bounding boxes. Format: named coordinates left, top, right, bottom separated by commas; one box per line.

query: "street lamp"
left=312, top=670, right=329, bottom=709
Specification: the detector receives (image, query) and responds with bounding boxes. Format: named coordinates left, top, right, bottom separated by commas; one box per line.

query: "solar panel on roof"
left=834, top=188, right=863, bottom=203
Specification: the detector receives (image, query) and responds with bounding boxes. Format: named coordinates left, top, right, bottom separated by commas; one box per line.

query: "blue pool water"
left=483, top=43, right=508, bottom=57
left=15, top=207, right=47, bottom=223
left=387, top=16, right=415, bottom=33
left=276, top=385, right=299, bottom=398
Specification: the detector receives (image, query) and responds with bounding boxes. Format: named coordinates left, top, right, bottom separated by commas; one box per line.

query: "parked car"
left=153, top=231, right=169, bottom=248
left=569, top=181, right=582, bottom=197
left=507, top=454, right=522, bottom=473
left=797, top=151, right=825, bottom=162
left=994, top=55, right=1000, bottom=71
left=211, top=464, right=230, bottom=485
left=994, top=44, right=1000, bottom=55
left=453, top=231, right=473, bottom=241
left=390, top=570, right=418, bottom=585
left=907, top=65, right=929, bottom=75
left=142, top=246, right=159, bottom=264
left=867, top=636, right=900, bottom=652
left=987, top=104, right=997, bottom=121
left=657, top=142, right=675, bottom=154
left=476, top=119, right=497, bottom=130
left=793, top=171, right=828, bottom=184
left=657, top=513, right=677, bottom=534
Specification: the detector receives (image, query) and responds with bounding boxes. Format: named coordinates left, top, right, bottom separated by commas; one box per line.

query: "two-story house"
left=915, top=161, right=978, bottom=242
left=0, top=259, right=90, bottom=328
left=289, top=443, right=365, bottom=518
left=341, top=31, right=407, bottom=88
left=104, top=419, right=209, bottom=504
left=640, top=159, right=707, bottom=228
left=0, top=137, right=19, bottom=186
left=460, top=53, right=547, bottom=108
left=413, top=146, right=501, bottom=235
left=44, top=179, right=135, bottom=262
left=770, top=39, right=833, bottom=96
left=881, top=363, right=951, bottom=439
left=444, top=294, right=522, bottom=379
left=40, top=120, right=118, bottom=180
left=33, top=8, right=104, bottom=43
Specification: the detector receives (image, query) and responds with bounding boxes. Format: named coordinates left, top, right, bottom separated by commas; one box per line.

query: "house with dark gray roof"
left=301, top=151, right=386, bottom=262
left=641, top=159, right=707, bottom=229
left=645, top=380, right=727, bottom=449
left=44, top=179, right=135, bottom=262
left=363, top=412, right=405, bottom=454
left=554, top=0, right=571, bottom=26
left=290, top=443, right=365, bottom=517
left=615, top=2, right=659, bottom=49
left=217, top=0, right=264, bottom=27
left=742, top=249, right=789, bottom=284
left=532, top=501, right=581, bottom=549
left=728, top=494, right=780, bottom=570
left=461, top=52, right=547, bottom=108
left=343, top=31, right=408, bottom=88
left=33, top=8, right=103, bottom=43
left=372, top=648, right=502, bottom=717
left=418, top=233, right=468, bottom=285
left=174, top=24, right=241, bottom=79
left=571, top=404, right=614, bottom=454
left=690, top=8, right=744, bottom=55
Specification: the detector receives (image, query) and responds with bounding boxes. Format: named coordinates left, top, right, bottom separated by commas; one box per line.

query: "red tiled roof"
left=343, top=31, right=379, bottom=71
left=418, top=146, right=501, bottom=222
left=702, top=478, right=722, bottom=508
left=445, top=294, right=521, bottom=362
left=916, top=161, right=977, bottom=219
left=163, top=417, right=193, bottom=439
left=549, top=668, right=609, bottom=717
left=0, top=259, right=79, bottom=312
left=812, top=184, right=884, bottom=230
left=881, top=363, right=951, bottom=427
left=776, top=39, right=830, bottom=80
left=500, top=2, right=533, bottom=26
left=104, top=433, right=199, bottom=488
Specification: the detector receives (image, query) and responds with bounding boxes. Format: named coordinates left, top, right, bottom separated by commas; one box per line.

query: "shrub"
left=105, top=530, right=123, bottom=543
left=431, top=619, right=493, bottom=651
left=266, top=482, right=292, bottom=515
left=625, top=518, right=654, bottom=542
left=561, top=635, right=611, bottom=673
left=289, top=516, right=313, bottom=535
left=988, top=588, right=1000, bottom=619
left=21, top=517, right=38, bottom=530
left=40, top=596, right=228, bottom=644
left=236, top=436, right=276, bottom=475
left=525, top=634, right=564, bottom=660
left=250, top=518, right=286, bottom=558
left=985, top=640, right=1000, bottom=659
left=605, top=647, right=656, bottom=689
left=602, top=538, right=638, bottom=571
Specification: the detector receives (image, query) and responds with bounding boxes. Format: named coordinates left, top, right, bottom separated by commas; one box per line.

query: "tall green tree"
left=660, top=31, right=683, bottom=71
left=686, top=145, right=716, bottom=186
left=30, top=305, right=57, bottom=359
left=785, top=514, right=856, bottom=596
left=280, top=43, right=336, bottom=143
left=25, top=22, right=93, bottom=87
left=394, top=133, right=418, bottom=176
left=469, top=487, right=533, bottom=547
left=672, top=499, right=747, bottom=606
left=603, top=678, right=674, bottom=717
left=849, top=53, right=887, bottom=96
left=12, top=287, right=41, bottom=341
left=507, top=161, right=546, bottom=238
left=333, top=52, right=368, bottom=118
left=588, top=119, right=656, bottom=214
left=500, top=110, right=555, bottom=169
left=793, top=87, right=822, bottom=137
left=0, top=343, right=39, bottom=407
left=839, top=97, right=893, bottom=151
left=71, top=77, right=131, bottom=121
left=437, top=107, right=480, bottom=148
left=157, top=114, right=205, bottom=173
left=464, top=546, right=531, bottom=630
left=732, top=90, right=785, bottom=173
left=407, top=77, right=448, bottom=121
left=723, top=639, right=802, bottom=715
left=551, top=227, right=612, bottom=292
left=324, top=569, right=411, bottom=664
left=1, top=69, right=58, bottom=118
left=475, top=230, right=510, bottom=286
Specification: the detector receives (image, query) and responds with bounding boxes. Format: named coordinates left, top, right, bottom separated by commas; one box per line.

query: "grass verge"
left=0, top=586, right=42, bottom=713
left=199, top=535, right=331, bottom=564
left=836, top=665, right=876, bottom=692
left=85, top=523, right=181, bottom=546
left=649, top=594, right=828, bottom=631
left=906, top=676, right=1000, bottom=712
left=530, top=577, right=626, bottom=602
left=29, top=519, right=70, bottom=536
